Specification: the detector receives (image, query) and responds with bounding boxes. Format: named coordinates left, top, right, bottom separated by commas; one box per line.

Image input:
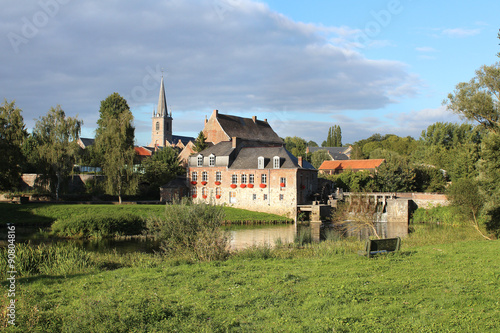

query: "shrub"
left=411, top=206, right=458, bottom=225
left=52, top=212, right=146, bottom=238
left=145, top=200, right=230, bottom=262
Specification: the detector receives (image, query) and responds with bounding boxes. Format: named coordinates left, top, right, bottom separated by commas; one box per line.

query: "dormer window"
left=209, top=154, right=215, bottom=167
left=197, top=154, right=203, bottom=167
left=273, top=156, right=280, bottom=169
left=258, top=156, right=264, bottom=169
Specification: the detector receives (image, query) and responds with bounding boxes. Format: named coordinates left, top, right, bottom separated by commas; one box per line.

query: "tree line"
left=0, top=93, right=183, bottom=202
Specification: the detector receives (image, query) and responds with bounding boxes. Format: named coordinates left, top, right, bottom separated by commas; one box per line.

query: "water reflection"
left=226, top=224, right=296, bottom=250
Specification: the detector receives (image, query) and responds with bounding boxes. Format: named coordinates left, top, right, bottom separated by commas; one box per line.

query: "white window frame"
left=209, top=154, right=215, bottom=167
left=191, top=171, right=198, bottom=181
left=273, top=156, right=280, bottom=169
left=258, top=156, right=264, bottom=169
left=249, top=174, right=254, bottom=184
left=261, top=174, right=267, bottom=184
left=216, top=171, right=222, bottom=182
left=241, top=174, right=247, bottom=184
left=202, top=171, right=208, bottom=182
left=280, top=177, right=287, bottom=187
left=232, top=174, right=238, bottom=184
left=197, top=154, right=203, bottom=167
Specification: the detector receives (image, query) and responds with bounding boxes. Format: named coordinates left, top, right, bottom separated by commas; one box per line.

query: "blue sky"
left=1, top=0, right=499, bottom=146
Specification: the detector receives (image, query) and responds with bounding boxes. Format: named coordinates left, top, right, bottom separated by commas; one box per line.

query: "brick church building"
left=185, top=109, right=318, bottom=218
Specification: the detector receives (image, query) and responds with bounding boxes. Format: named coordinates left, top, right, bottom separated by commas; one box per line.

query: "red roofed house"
left=319, top=159, right=385, bottom=175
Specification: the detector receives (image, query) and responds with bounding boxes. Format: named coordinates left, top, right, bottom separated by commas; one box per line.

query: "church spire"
left=157, top=74, right=168, bottom=117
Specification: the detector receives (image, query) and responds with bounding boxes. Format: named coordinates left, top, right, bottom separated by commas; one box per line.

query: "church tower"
left=150, top=75, right=173, bottom=147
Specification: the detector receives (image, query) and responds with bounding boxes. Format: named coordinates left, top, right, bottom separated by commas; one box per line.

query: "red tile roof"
left=319, top=159, right=385, bottom=171
left=134, top=146, right=153, bottom=156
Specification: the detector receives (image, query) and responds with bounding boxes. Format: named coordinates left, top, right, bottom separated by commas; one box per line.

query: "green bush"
left=146, top=200, right=230, bottom=262
left=411, top=206, right=460, bottom=225
left=0, top=243, right=94, bottom=278
left=51, top=212, right=146, bottom=238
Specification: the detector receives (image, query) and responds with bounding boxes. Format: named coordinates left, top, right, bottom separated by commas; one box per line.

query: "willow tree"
left=95, top=93, right=137, bottom=204
left=33, top=106, right=82, bottom=200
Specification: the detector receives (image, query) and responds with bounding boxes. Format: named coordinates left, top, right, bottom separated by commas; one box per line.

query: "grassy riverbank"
left=1, top=225, right=499, bottom=332
left=0, top=202, right=292, bottom=227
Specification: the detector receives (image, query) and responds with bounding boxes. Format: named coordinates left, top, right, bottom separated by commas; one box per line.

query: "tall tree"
left=284, top=136, right=307, bottom=158
left=443, top=35, right=500, bottom=234
left=0, top=100, right=27, bottom=190
left=95, top=93, right=136, bottom=204
left=33, top=106, right=82, bottom=200
left=323, top=125, right=342, bottom=147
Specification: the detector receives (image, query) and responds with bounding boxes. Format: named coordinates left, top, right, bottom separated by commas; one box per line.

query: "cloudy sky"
left=2, top=0, right=499, bottom=146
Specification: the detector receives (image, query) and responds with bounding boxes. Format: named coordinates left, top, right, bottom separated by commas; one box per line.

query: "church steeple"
left=149, top=74, right=173, bottom=147
left=157, top=75, right=168, bottom=117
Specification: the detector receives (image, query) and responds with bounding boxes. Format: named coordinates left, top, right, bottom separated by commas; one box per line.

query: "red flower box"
left=216, top=194, right=221, bottom=199
left=192, top=194, right=197, bottom=198
left=215, top=181, right=221, bottom=185
left=248, top=184, right=254, bottom=188
left=259, top=184, right=266, bottom=188
left=202, top=195, right=207, bottom=199
left=191, top=181, right=197, bottom=185
left=240, top=184, right=246, bottom=188
left=301, top=185, right=306, bottom=190
left=280, top=182, right=286, bottom=187
left=201, top=181, right=207, bottom=185
left=230, top=184, right=237, bottom=188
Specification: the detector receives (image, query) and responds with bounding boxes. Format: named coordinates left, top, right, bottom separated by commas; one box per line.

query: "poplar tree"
left=95, top=93, right=137, bottom=204
left=33, top=106, right=82, bottom=200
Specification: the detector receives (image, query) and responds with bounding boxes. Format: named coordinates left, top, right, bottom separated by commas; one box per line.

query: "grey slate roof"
left=307, top=147, right=350, bottom=160
left=230, top=146, right=315, bottom=170
left=79, top=138, right=95, bottom=148
left=216, top=114, right=283, bottom=144
left=172, top=135, right=195, bottom=146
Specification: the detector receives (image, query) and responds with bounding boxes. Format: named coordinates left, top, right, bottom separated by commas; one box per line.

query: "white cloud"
left=442, top=28, right=481, bottom=38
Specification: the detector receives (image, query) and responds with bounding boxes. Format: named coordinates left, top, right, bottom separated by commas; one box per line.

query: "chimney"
left=264, top=118, right=267, bottom=122
left=212, top=109, right=219, bottom=118
left=232, top=137, right=239, bottom=149
left=204, top=115, right=208, bottom=126
left=252, top=116, right=257, bottom=123
left=298, top=156, right=303, bottom=168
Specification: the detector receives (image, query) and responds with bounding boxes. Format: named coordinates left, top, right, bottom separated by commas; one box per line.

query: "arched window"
left=258, top=156, right=264, bottom=169
left=155, top=122, right=160, bottom=131
left=197, top=154, right=203, bottom=167
left=209, top=154, right=215, bottom=167
left=273, top=156, right=280, bottom=169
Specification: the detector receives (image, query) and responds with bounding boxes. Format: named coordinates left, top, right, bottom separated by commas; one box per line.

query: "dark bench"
left=358, top=237, right=401, bottom=258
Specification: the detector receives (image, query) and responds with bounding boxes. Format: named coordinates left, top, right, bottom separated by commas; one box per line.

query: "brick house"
left=185, top=110, right=318, bottom=218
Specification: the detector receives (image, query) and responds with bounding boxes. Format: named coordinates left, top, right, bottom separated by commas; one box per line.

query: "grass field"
left=1, top=224, right=499, bottom=332
left=0, top=203, right=292, bottom=228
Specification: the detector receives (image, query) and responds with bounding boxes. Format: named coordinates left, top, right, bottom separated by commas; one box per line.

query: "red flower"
left=201, top=181, right=207, bottom=185
left=230, top=184, right=237, bottom=188
left=240, top=184, right=246, bottom=188
left=216, top=194, right=221, bottom=199
left=280, top=182, right=285, bottom=187
left=192, top=194, right=197, bottom=198
left=215, top=181, right=221, bottom=185
left=259, top=184, right=266, bottom=188
left=202, top=195, right=207, bottom=199
left=191, top=181, right=197, bottom=185
left=247, top=184, right=254, bottom=188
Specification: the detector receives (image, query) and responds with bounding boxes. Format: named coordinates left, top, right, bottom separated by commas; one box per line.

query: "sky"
left=1, top=0, right=499, bottom=146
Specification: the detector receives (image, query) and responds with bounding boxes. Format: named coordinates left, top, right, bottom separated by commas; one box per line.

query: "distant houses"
left=318, top=159, right=385, bottom=175
left=306, top=146, right=352, bottom=160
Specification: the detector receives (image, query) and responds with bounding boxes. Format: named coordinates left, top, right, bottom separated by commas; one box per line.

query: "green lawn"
left=0, top=203, right=292, bottom=227
left=1, top=231, right=499, bottom=332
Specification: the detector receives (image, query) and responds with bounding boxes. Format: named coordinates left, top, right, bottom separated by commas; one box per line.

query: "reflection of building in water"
left=229, top=225, right=296, bottom=250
